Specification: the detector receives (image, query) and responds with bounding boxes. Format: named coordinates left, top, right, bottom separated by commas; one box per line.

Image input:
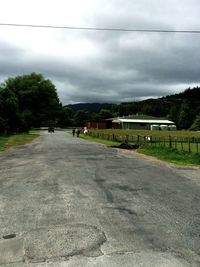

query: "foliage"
left=74, top=110, right=89, bottom=126
left=67, top=103, right=113, bottom=113
left=0, top=73, right=62, bottom=133
left=98, top=109, right=113, bottom=120
left=57, top=106, right=74, bottom=127
left=177, top=102, right=193, bottom=129
left=1, top=73, right=200, bottom=132
left=190, top=113, right=200, bottom=130
left=69, top=87, right=200, bottom=130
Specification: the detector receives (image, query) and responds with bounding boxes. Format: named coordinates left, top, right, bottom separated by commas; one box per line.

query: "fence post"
left=169, top=136, right=172, bottom=148
left=175, top=138, right=177, bottom=150
left=181, top=138, right=183, bottom=151
left=188, top=138, right=191, bottom=153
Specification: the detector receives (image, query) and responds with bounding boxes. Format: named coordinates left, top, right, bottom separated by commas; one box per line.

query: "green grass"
left=80, top=134, right=120, bottom=146
left=148, top=139, right=200, bottom=154
left=139, top=146, right=200, bottom=166
left=85, top=129, right=200, bottom=166
left=89, top=129, right=200, bottom=138
left=0, top=133, right=40, bottom=151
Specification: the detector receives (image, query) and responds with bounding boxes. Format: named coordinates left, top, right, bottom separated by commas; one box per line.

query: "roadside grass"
left=148, top=140, right=200, bottom=154
left=138, top=146, right=200, bottom=166
left=81, top=130, right=200, bottom=166
left=80, top=134, right=120, bottom=146
left=0, top=132, right=40, bottom=151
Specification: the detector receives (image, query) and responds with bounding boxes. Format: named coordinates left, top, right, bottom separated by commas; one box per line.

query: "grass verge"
left=80, top=134, right=120, bottom=146
left=138, top=146, right=200, bottom=166
left=0, top=132, right=40, bottom=151
left=78, top=133, right=200, bottom=166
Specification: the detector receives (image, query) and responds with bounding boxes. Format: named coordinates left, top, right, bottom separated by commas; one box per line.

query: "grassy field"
left=138, top=146, right=200, bottom=166
left=89, top=129, right=200, bottom=138
left=87, top=129, right=200, bottom=166
left=0, top=132, right=40, bottom=151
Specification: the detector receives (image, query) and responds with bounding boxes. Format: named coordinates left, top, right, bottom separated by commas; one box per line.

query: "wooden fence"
left=88, top=131, right=200, bottom=154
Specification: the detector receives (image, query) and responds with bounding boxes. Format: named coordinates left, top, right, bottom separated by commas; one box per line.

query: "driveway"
left=0, top=131, right=200, bottom=266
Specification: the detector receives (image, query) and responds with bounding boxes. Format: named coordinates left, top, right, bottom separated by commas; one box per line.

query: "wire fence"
left=88, top=131, right=200, bottom=154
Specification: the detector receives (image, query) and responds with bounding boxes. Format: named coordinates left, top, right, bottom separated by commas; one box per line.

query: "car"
left=48, top=126, right=54, bottom=133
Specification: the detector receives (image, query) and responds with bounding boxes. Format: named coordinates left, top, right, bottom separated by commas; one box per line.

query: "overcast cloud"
left=1, top=0, right=200, bottom=104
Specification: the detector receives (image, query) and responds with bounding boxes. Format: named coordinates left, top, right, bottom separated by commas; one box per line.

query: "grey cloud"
left=1, top=0, right=200, bottom=104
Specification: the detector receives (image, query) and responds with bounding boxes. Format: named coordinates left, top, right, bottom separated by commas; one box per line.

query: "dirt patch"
left=113, top=143, right=140, bottom=149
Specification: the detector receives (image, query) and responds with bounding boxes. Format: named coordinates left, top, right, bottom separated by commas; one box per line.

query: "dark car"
left=48, top=126, right=54, bottom=133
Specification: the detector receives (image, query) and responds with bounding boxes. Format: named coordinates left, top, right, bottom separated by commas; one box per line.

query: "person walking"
left=77, top=129, right=81, bottom=137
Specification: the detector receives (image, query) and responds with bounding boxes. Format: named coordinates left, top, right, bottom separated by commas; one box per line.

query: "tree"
left=190, top=113, right=200, bottom=130
left=177, top=102, right=192, bottom=129
left=0, top=73, right=62, bottom=131
left=98, top=109, right=113, bottom=120
left=74, top=110, right=89, bottom=126
left=57, top=106, right=74, bottom=127
left=0, top=87, right=20, bottom=133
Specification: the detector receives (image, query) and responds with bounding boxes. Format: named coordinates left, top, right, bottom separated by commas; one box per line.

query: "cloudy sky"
left=1, top=0, right=200, bottom=104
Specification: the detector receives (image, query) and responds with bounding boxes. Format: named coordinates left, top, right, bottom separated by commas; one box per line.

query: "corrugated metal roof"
left=113, top=118, right=174, bottom=124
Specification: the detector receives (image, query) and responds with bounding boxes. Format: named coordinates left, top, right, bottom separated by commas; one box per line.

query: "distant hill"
left=66, top=87, right=200, bottom=115
left=66, top=87, right=200, bottom=129
left=66, top=103, right=113, bottom=113
left=164, top=86, right=200, bottom=101
left=139, top=87, right=200, bottom=111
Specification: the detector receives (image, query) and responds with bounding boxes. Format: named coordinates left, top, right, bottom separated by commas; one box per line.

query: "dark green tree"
left=177, top=102, right=192, bottom=129
left=98, top=109, right=113, bottom=120
left=57, top=106, right=74, bottom=127
left=0, top=73, right=62, bottom=130
left=0, top=87, right=20, bottom=133
left=190, top=113, right=200, bottom=130
left=74, top=110, right=89, bottom=126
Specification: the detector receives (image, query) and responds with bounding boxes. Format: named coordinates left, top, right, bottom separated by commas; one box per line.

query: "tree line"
left=68, top=87, right=200, bottom=130
left=0, top=73, right=200, bottom=134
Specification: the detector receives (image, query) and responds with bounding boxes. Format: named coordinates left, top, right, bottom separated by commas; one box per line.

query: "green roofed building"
left=112, top=115, right=176, bottom=130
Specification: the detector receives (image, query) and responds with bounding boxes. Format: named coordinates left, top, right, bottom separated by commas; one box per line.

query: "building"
left=112, top=118, right=175, bottom=130
left=84, top=120, right=109, bottom=129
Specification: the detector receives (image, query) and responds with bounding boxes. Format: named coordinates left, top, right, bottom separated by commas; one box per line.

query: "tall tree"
left=190, top=113, right=200, bottom=130
left=177, top=102, right=192, bottom=129
left=74, top=110, right=89, bottom=126
left=98, top=109, right=113, bottom=120
left=0, top=73, right=61, bottom=130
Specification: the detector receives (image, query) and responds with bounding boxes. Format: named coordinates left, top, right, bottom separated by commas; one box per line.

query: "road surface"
left=0, top=131, right=200, bottom=266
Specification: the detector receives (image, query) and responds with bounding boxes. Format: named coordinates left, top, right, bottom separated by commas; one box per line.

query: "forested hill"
left=114, top=87, right=200, bottom=129
left=66, top=103, right=113, bottom=113
left=164, top=86, right=200, bottom=102
left=67, top=87, right=200, bottom=115
left=66, top=87, right=200, bottom=129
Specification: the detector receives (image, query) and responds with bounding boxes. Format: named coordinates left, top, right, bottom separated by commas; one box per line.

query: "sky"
left=1, top=0, right=200, bottom=104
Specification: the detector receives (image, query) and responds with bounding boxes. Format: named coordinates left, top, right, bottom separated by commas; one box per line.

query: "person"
left=72, top=129, right=75, bottom=137
left=83, top=126, right=88, bottom=135
left=77, top=129, right=81, bottom=137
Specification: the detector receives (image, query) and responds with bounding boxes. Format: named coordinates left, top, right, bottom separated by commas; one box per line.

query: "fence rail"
left=88, top=131, right=200, bottom=154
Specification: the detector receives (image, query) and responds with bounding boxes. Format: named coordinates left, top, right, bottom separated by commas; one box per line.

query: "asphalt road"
left=0, top=131, right=200, bottom=266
